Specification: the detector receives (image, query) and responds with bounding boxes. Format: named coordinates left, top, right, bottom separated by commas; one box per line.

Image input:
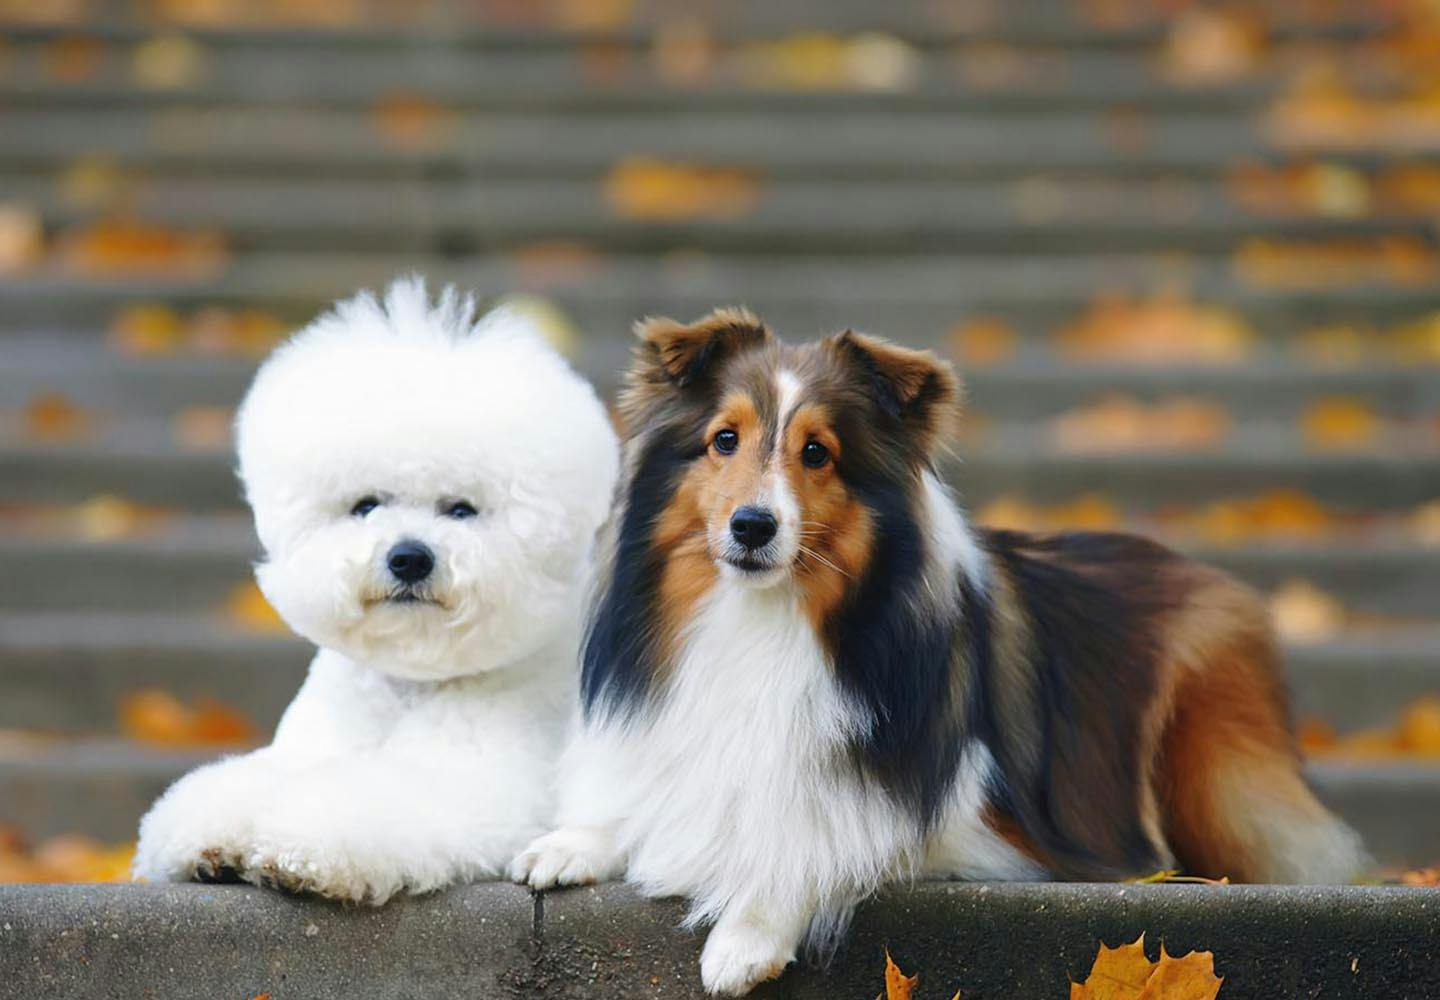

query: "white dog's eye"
left=350, top=496, right=381, bottom=517
left=442, top=500, right=479, bottom=520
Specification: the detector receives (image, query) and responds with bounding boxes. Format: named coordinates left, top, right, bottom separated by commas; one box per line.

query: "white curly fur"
left=133, top=277, right=619, bottom=902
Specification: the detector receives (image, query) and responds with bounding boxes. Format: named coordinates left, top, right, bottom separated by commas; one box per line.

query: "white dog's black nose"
left=729, top=506, right=777, bottom=551
left=387, top=540, right=435, bottom=584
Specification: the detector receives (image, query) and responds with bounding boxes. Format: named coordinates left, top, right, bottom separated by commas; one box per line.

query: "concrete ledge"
left=1, top=882, right=1436, bottom=999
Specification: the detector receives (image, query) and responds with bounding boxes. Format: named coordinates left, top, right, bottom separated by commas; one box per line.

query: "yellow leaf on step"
left=1071, top=934, right=1155, bottom=1000
left=885, top=951, right=919, bottom=1000
left=1134, top=947, right=1222, bottom=1000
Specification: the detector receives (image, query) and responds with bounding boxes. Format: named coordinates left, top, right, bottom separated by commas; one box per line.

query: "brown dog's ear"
left=632, top=307, right=772, bottom=389
left=830, top=329, right=962, bottom=449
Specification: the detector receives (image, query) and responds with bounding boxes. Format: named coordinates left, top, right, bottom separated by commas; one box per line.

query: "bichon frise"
left=132, top=277, right=619, bottom=903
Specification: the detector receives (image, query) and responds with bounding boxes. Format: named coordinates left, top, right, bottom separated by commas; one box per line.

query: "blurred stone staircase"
left=1, top=0, right=1438, bottom=882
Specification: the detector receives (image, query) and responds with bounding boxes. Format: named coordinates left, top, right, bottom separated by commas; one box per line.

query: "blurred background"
left=0, top=0, right=1438, bottom=883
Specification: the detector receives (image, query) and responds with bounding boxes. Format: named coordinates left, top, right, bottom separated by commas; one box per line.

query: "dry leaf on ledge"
left=605, top=157, right=762, bottom=221
left=21, top=392, right=91, bottom=442
left=1270, top=578, right=1346, bottom=643
left=224, top=580, right=288, bottom=634
left=949, top=317, right=1018, bottom=367
left=119, top=689, right=257, bottom=748
left=1072, top=935, right=1223, bottom=1000
left=1301, top=397, right=1381, bottom=449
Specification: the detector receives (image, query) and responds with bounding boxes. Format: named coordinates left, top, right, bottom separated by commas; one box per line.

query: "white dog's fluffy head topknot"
left=236, top=277, right=619, bottom=679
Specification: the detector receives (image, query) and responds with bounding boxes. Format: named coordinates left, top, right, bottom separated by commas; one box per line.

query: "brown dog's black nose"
left=387, top=540, right=435, bottom=583
left=729, top=507, right=777, bottom=551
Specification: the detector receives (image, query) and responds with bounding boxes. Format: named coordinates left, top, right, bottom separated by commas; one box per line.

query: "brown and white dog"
left=512, top=309, right=1365, bottom=996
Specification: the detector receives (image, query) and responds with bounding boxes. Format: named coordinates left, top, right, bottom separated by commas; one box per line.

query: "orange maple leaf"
left=1136, top=947, right=1223, bottom=1000
left=1071, top=934, right=1155, bottom=1000
left=885, top=951, right=919, bottom=1000
left=1073, top=935, right=1223, bottom=1000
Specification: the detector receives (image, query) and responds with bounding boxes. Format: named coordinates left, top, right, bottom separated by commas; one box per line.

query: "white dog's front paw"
left=132, top=755, right=276, bottom=884
left=699, top=919, right=795, bottom=996
left=244, top=840, right=401, bottom=905
left=509, top=827, right=621, bottom=889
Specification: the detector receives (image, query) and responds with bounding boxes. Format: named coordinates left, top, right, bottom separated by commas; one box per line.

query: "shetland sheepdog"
left=512, top=309, right=1366, bottom=996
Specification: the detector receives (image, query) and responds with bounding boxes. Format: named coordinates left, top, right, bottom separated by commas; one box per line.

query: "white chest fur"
left=597, top=581, right=908, bottom=920
left=587, top=578, right=1044, bottom=917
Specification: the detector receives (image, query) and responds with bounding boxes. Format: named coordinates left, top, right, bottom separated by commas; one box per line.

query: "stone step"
left=0, top=610, right=1435, bottom=736
left=7, top=106, right=1425, bottom=173
left=0, top=740, right=1433, bottom=866
left=0, top=41, right=1281, bottom=111
left=1, top=882, right=1438, bottom=999
left=0, top=613, right=307, bottom=735
left=10, top=173, right=1435, bottom=254
left=5, top=287, right=1437, bottom=344
left=6, top=254, right=1440, bottom=327
left=4, top=514, right=1439, bottom=617
left=0, top=3, right=1390, bottom=45
left=6, top=336, right=1437, bottom=420
left=6, top=433, right=1437, bottom=508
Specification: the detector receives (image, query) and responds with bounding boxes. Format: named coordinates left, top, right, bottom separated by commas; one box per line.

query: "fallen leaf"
left=188, top=306, right=287, bottom=357
left=1389, top=311, right=1440, bottom=364
left=191, top=698, right=258, bottom=745
left=1182, top=490, right=1337, bottom=546
left=652, top=17, right=714, bottom=86
left=63, top=495, right=170, bottom=541
left=1056, top=294, right=1253, bottom=366
left=1160, top=9, right=1262, bottom=85
left=1411, top=500, right=1440, bottom=546
left=171, top=406, right=232, bottom=451
left=0, top=203, right=44, bottom=274
left=372, top=91, right=456, bottom=150
left=885, top=951, right=919, bottom=1000
left=510, top=241, right=603, bottom=289
left=1377, top=164, right=1440, bottom=214
left=1306, top=697, right=1440, bottom=760
left=56, top=219, right=227, bottom=277
left=552, top=0, right=632, bottom=31
left=119, top=689, right=257, bottom=748
left=977, top=494, right=1123, bottom=534
left=949, top=317, right=1018, bottom=367
left=844, top=33, right=922, bottom=92
left=1398, top=867, right=1440, bottom=886
left=1234, top=237, right=1439, bottom=288
left=41, top=34, right=105, bottom=82
left=1135, top=947, right=1222, bottom=1000
left=1071, top=934, right=1155, bottom=1000
left=1228, top=162, right=1370, bottom=218
left=57, top=156, right=127, bottom=211
left=1291, top=325, right=1371, bottom=368
left=224, top=581, right=288, bottom=634
left=1301, top=397, right=1381, bottom=449
left=735, top=33, right=849, bottom=90
left=109, top=303, right=187, bottom=356
left=132, top=33, right=207, bottom=90
left=605, top=157, right=762, bottom=221
left=22, top=392, right=91, bottom=442
left=1050, top=395, right=1229, bottom=453
left=1397, top=696, right=1440, bottom=755
left=1128, top=870, right=1230, bottom=886
left=1270, top=578, right=1346, bottom=643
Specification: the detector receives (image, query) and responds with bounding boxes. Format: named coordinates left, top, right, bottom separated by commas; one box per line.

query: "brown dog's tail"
left=1155, top=579, right=1367, bottom=884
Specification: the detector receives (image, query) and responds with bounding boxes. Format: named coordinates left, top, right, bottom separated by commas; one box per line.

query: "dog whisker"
left=798, top=544, right=851, bottom=579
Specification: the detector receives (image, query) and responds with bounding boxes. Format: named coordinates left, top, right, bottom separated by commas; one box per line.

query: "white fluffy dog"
left=132, top=278, right=619, bottom=903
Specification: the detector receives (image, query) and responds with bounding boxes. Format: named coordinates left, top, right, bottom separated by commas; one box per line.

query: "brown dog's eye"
left=713, top=429, right=739, bottom=455
left=801, top=441, right=830, bottom=468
